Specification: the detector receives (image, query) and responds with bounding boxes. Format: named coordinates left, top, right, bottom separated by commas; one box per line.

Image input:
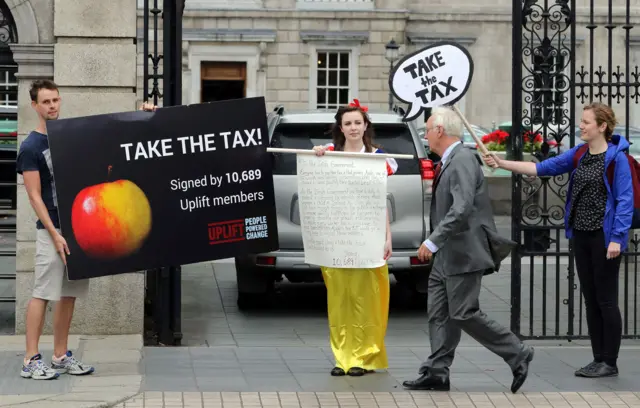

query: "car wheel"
left=393, top=272, right=428, bottom=310
left=237, top=291, right=271, bottom=310
left=235, top=257, right=275, bottom=310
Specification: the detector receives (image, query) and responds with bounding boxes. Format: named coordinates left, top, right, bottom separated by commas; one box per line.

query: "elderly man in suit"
left=402, top=107, right=534, bottom=393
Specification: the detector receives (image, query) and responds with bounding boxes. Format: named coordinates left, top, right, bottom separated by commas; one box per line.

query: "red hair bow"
left=349, top=98, right=368, bottom=112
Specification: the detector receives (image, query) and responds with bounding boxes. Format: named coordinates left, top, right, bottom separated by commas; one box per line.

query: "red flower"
left=483, top=130, right=510, bottom=144
left=523, top=131, right=543, bottom=144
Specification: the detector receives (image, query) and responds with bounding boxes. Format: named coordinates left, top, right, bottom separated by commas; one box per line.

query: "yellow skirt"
left=321, top=264, right=390, bottom=371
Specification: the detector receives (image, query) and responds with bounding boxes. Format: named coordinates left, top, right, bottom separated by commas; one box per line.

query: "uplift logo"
left=208, top=219, right=245, bottom=245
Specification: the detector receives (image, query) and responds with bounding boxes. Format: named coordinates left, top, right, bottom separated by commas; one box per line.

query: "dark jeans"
left=573, top=229, right=622, bottom=367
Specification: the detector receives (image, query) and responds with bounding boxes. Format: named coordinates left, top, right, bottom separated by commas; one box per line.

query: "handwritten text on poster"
left=297, top=155, right=387, bottom=269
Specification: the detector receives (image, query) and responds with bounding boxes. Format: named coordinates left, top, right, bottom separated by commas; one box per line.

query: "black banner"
left=47, top=97, right=279, bottom=280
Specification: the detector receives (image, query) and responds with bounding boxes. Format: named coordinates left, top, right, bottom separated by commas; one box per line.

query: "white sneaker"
left=51, top=350, right=95, bottom=375
left=20, top=354, right=60, bottom=380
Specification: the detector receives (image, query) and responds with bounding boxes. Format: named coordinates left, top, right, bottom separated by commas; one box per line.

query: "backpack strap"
left=606, top=159, right=615, bottom=188
left=573, top=144, right=589, bottom=169
left=608, top=152, right=640, bottom=202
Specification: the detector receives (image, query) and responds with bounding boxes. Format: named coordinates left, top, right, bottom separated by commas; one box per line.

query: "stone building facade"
left=8, top=0, right=142, bottom=334
left=137, top=0, right=640, bottom=132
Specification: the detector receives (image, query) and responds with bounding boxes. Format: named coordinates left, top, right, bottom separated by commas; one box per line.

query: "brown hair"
left=583, top=102, right=618, bottom=141
left=29, top=79, right=58, bottom=103
left=331, top=105, right=379, bottom=152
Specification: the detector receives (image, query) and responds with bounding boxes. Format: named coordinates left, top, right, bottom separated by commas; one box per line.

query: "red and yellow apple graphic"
left=71, top=166, right=152, bottom=260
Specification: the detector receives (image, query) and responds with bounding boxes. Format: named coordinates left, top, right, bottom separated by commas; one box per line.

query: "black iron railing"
left=142, top=0, right=184, bottom=346
left=512, top=0, right=640, bottom=340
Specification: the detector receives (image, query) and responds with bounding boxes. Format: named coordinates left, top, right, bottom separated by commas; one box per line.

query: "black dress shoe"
left=402, top=374, right=450, bottom=391
left=511, top=347, right=534, bottom=393
left=330, top=367, right=345, bottom=376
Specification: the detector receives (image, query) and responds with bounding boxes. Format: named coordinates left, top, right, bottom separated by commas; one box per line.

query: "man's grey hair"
left=430, top=106, right=463, bottom=138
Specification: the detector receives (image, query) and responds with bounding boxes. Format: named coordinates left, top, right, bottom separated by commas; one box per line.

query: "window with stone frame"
left=532, top=53, right=565, bottom=126
left=0, top=52, right=17, bottom=108
left=315, top=50, right=351, bottom=110
left=0, top=1, right=17, bottom=114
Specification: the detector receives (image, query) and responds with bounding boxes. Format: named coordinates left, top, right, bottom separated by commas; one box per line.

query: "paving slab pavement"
left=128, top=258, right=640, bottom=407
left=3, top=215, right=640, bottom=407
left=138, top=343, right=640, bottom=394
left=6, top=341, right=640, bottom=407
left=0, top=334, right=142, bottom=408
left=113, top=391, right=640, bottom=407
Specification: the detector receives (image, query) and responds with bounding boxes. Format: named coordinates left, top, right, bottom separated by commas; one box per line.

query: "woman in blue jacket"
left=484, top=102, right=633, bottom=378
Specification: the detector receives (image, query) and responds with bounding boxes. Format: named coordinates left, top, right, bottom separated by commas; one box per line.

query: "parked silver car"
left=234, top=106, right=434, bottom=309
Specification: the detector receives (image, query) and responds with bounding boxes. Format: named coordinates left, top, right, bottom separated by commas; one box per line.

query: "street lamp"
left=385, top=38, right=400, bottom=110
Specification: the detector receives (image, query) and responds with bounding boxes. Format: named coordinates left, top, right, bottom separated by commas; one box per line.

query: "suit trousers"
left=420, top=266, right=527, bottom=379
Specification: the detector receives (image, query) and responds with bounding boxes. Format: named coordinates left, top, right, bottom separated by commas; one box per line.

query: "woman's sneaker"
left=575, top=361, right=600, bottom=377
left=20, top=354, right=60, bottom=380
left=575, top=361, right=618, bottom=377
left=51, top=351, right=95, bottom=375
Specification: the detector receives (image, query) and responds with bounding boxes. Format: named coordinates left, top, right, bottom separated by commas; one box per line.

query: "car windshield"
left=270, top=122, right=420, bottom=175
left=571, top=126, right=640, bottom=154
left=461, top=126, right=490, bottom=144
left=419, top=125, right=489, bottom=144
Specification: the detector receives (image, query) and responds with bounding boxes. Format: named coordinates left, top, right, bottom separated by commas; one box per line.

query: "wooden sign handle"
left=450, top=104, right=498, bottom=172
left=451, top=105, right=489, bottom=155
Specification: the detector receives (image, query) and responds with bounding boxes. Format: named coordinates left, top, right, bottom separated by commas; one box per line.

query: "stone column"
left=182, top=41, right=191, bottom=105
left=14, top=0, right=144, bottom=335
left=258, top=42, right=267, bottom=99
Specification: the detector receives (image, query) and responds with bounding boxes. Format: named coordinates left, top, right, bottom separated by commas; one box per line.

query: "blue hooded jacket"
left=534, top=134, right=634, bottom=251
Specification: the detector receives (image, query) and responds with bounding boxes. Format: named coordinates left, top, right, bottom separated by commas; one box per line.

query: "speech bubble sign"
left=389, top=41, right=474, bottom=122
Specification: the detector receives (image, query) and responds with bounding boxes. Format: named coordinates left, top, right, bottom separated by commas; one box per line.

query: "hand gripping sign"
left=389, top=41, right=490, bottom=156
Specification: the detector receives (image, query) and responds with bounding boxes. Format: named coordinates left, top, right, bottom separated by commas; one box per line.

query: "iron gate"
left=142, top=0, right=184, bottom=346
left=511, top=0, right=640, bottom=339
left=0, top=0, right=18, bottom=305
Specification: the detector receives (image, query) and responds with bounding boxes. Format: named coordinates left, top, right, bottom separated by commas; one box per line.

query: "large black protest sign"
left=389, top=41, right=474, bottom=122
left=47, top=97, right=279, bottom=280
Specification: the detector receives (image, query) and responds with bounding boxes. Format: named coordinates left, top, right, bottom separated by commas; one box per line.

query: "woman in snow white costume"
left=312, top=99, right=398, bottom=376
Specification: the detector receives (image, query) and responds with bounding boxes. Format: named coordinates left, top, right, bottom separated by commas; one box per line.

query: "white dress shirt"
left=423, top=141, right=462, bottom=253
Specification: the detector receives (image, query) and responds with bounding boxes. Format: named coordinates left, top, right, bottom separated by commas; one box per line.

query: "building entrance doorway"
left=200, top=61, right=246, bottom=102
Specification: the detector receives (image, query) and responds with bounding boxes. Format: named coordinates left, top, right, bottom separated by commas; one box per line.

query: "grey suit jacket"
left=428, top=144, right=516, bottom=275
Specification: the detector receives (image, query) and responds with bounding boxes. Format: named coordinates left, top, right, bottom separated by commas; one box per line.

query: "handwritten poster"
left=297, top=154, right=387, bottom=268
